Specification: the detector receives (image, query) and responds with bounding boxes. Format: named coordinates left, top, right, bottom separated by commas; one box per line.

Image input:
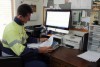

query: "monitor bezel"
left=45, top=9, right=72, bottom=30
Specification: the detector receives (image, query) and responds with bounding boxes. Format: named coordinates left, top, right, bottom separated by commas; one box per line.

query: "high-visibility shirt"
left=2, top=21, right=30, bottom=56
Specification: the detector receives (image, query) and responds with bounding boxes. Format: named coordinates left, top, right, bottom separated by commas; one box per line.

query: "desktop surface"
left=49, top=46, right=98, bottom=67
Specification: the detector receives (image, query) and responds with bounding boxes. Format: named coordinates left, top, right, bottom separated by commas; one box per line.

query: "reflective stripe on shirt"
left=22, top=37, right=26, bottom=44
left=2, top=39, right=21, bottom=47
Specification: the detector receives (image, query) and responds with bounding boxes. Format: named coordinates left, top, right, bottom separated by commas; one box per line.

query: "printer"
left=62, top=34, right=82, bottom=49
left=62, top=31, right=88, bottom=50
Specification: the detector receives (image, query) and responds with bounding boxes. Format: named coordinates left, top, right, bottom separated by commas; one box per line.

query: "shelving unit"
left=88, top=25, right=100, bottom=52
left=90, top=1, right=100, bottom=25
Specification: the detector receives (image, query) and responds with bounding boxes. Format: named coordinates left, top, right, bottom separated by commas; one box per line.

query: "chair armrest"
left=0, top=56, right=21, bottom=59
left=0, top=56, right=23, bottom=67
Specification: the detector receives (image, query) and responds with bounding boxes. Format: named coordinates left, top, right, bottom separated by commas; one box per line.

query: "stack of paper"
left=27, top=35, right=54, bottom=48
left=77, top=51, right=100, bottom=62
left=27, top=43, right=41, bottom=48
left=39, top=35, right=54, bottom=47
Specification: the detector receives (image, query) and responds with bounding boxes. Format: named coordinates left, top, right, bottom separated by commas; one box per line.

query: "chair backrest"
left=32, top=27, right=42, bottom=38
left=0, top=40, right=3, bottom=56
left=0, top=40, right=16, bottom=56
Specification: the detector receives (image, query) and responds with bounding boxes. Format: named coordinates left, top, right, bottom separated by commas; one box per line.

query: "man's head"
left=17, top=4, right=33, bottom=23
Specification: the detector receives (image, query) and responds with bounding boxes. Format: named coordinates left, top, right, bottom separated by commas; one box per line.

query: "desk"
left=49, top=46, right=99, bottom=67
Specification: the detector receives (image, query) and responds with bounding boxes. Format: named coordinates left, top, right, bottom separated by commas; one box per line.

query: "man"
left=2, top=4, right=53, bottom=67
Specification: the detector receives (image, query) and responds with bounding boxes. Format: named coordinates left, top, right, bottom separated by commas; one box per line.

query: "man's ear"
left=18, top=15, right=23, bottom=18
left=17, top=15, right=24, bottom=21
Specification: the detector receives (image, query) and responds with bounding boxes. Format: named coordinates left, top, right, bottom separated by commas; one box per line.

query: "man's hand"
left=38, top=46, right=53, bottom=53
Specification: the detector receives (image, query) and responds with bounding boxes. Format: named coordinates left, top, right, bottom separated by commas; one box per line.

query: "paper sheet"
left=80, top=0, right=92, bottom=9
left=71, top=0, right=80, bottom=9
left=77, top=51, right=100, bottom=62
left=30, top=13, right=38, bottom=21
left=25, top=29, right=33, bottom=32
left=54, top=0, right=65, bottom=4
left=43, top=0, right=48, bottom=7
left=27, top=35, right=54, bottom=48
left=81, top=17, right=90, bottom=23
left=82, top=10, right=87, bottom=17
left=71, top=0, right=92, bottom=9
left=27, top=43, right=41, bottom=48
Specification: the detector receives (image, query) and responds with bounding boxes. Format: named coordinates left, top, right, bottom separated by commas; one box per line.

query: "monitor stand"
left=55, top=29, right=69, bottom=35
left=46, top=27, right=69, bottom=35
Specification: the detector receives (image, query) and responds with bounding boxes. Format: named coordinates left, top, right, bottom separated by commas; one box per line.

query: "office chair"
left=25, top=25, right=43, bottom=43
left=0, top=40, right=23, bottom=67
left=30, top=26, right=45, bottom=42
left=32, top=27, right=42, bottom=38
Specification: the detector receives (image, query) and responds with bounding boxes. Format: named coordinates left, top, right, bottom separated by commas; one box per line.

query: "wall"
left=14, top=0, right=43, bottom=26
left=44, top=0, right=92, bottom=29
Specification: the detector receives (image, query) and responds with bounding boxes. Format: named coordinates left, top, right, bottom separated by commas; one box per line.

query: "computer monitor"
left=45, top=9, right=72, bottom=34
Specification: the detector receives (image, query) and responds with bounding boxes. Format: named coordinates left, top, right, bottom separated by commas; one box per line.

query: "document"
left=71, top=0, right=92, bottom=9
left=27, top=43, right=41, bottom=48
left=71, top=0, right=80, bottom=9
left=77, top=51, right=100, bottom=62
left=30, top=13, right=38, bottom=21
left=81, top=17, right=90, bottom=23
left=39, top=35, right=54, bottom=47
left=54, top=0, right=65, bottom=4
left=43, top=0, right=48, bottom=7
left=80, top=0, right=92, bottom=9
left=27, top=35, right=54, bottom=48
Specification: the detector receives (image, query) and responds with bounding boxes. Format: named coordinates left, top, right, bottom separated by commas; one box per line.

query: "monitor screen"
left=45, top=9, right=71, bottom=30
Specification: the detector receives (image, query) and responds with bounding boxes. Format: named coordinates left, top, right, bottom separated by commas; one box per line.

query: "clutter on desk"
left=77, top=50, right=100, bottom=62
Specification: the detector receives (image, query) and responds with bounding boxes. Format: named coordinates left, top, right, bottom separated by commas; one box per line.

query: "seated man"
left=2, top=4, right=53, bottom=67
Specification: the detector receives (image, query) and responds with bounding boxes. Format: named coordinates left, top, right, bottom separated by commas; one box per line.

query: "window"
left=0, top=0, right=13, bottom=39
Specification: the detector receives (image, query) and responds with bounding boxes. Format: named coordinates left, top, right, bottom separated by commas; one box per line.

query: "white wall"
left=14, top=0, right=43, bottom=26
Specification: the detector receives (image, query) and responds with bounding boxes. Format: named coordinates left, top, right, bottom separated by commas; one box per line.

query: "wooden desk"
left=49, top=46, right=98, bottom=67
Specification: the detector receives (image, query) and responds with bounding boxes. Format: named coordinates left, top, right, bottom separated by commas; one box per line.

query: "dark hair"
left=17, top=4, right=33, bottom=17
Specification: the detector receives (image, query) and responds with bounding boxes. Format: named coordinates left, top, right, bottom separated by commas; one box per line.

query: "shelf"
left=88, top=25, right=100, bottom=52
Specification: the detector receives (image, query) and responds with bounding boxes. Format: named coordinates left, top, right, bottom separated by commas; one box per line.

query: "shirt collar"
left=14, top=17, right=24, bottom=26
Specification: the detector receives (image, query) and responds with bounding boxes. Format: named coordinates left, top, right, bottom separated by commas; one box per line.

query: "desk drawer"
left=50, top=57, right=75, bottom=67
left=64, top=64, right=76, bottom=67
left=50, top=57, right=62, bottom=67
